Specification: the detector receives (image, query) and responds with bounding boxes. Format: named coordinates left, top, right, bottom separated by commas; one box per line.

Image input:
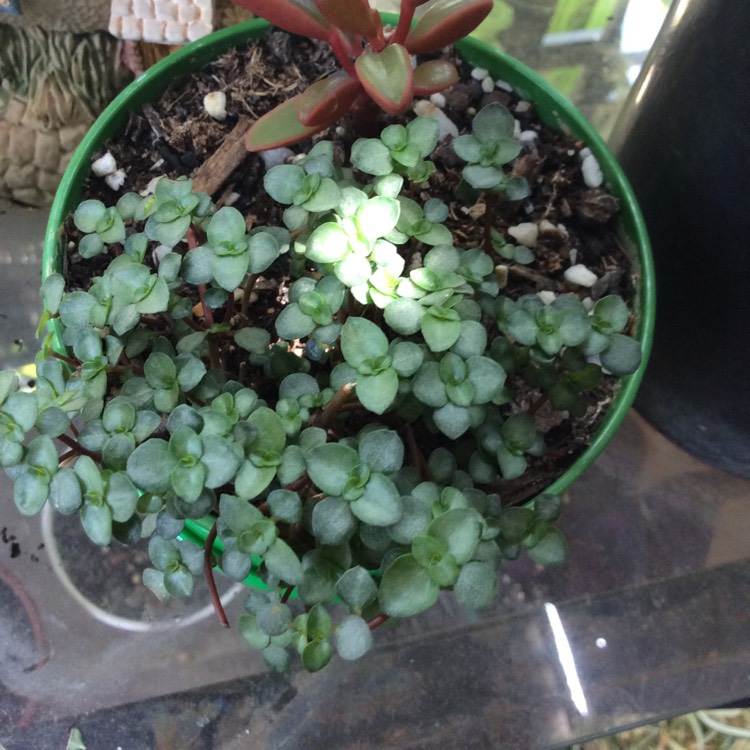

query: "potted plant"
left=2, top=0, right=654, bottom=673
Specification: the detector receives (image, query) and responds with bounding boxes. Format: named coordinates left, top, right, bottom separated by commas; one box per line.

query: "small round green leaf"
left=302, top=638, right=333, bottom=672
left=379, top=554, right=440, bottom=618
left=49, top=468, right=82, bottom=515
left=164, top=564, right=194, bottom=598
left=14, top=472, right=49, bottom=516
left=335, top=615, right=373, bottom=661
left=80, top=500, right=112, bottom=546
left=421, top=308, right=462, bottom=352
left=275, top=303, right=315, bottom=341
left=262, top=645, right=290, bottom=672
left=263, top=164, right=305, bottom=204
left=427, top=508, right=482, bottom=565
left=358, top=429, right=404, bottom=474
left=267, top=489, right=303, bottom=524
left=384, top=298, right=424, bottom=335
left=307, top=442, right=360, bottom=495
left=336, top=566, right=378, bottom=612
left=350, top=473, right=402, bottom=527
left=340, top=316, right=389, bottom=367
left=496, top=444, right=527, bottom=480
left=390, top=341, right=424, bottom=377
left=264, top=538, right=303, bottom=586
left=221, top=549, right=254, bottom=582
left=355, top=369, right=399, bottom=416
left=527, top=526, right=568, bottom=567
left=355, top=196, right=400, bottom=240
left=306, top=222, right=350, bottom=263
left=433, top=402, right=472, bottom=439
left=593, top=295, right=630, bottom=334
left=600, top=334, right=642, bottom=376
left=238, top=613, right=271, bottom=650
left=454, top=561, right=499, bottom=610
left=351, top=138, right=393, bottom=176
left=74, top=199, right=106, bottom=233
left=312, top=496, right=357, bottom=546
left=235, top=327, right=271, bottom=354
left=126, top=439, right=177, bottom=494
left=207, top=206, right=247, bottom=246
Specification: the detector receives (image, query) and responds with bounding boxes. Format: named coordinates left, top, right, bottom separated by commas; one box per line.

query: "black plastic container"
left=609, top=0, right=750, bottom=477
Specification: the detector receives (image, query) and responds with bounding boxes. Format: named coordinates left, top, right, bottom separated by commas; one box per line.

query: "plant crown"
left=233, top=0, right=494, bottom=150
left=2, top=103, right=641, bottom=673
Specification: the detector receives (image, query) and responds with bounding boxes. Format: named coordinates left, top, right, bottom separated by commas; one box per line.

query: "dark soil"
left=64, top=29, right=638, bottom=506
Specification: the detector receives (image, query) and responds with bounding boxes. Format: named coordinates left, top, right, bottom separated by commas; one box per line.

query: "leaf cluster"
left=234, top=0, right=494, bottom=150
left=1, top=102, right=642, bottom=674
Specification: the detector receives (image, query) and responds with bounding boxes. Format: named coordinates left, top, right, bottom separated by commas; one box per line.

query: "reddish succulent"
left=233, top=0, right=493, bottom=151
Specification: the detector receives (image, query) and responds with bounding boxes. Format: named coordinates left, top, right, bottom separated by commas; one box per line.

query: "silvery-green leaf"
left=379, top=554, right=439, bottom=617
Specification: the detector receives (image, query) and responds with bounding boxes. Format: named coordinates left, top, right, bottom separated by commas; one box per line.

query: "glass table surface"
left=2, top=1, right=749, bottom=747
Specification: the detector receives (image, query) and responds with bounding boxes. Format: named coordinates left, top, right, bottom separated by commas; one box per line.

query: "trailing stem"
left=528, top=393, right=549, bottom=417
left=204, top=520, right=229, bottom=628
left=241, top=274, right=258, bottom=316
left=402, top=421, right=432, bottom=481
left=314, top=383, right=356, bottom=429
left=207, top=339, right=221, bottom=371
left=367, top=613, right=390, bottom=631
left=391, top=3, right=416, bottom=46
left=197, top=284, right=214, bottom=327
left=222, top=288, right=236, bottom=325
left=327, top=32, right=357, bottom=77
left=483, top=192, right=496, bottom=254
left=50, top=351, right=79, bottom=367
left=55, top=434, right=101, bottom=462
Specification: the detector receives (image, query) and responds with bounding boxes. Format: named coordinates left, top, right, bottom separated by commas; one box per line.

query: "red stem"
left=223, top=287, right=236, bottom=325
left=241, top=274, right=258, bottom=316
left=198, top=284, right=214, bottom=327
left=55, top=434, right=101, bottom=462
left=402, top=422, right=432, bottom=481
left=368, top=613, right=390, bottom=630
left=391, top=4, right=416, bottom=46
left=328, top=31, right=357, bottom=77
left=187, top=226, right=201, bottom=249
left=284, top=475, right=310, bottom=492
left=186, top=227, right=214, bottom=328
left=50, top=351, right=79, bottom=367
left=182, top=316, right=205, bottom=332
left=528, top=393, right=549, bottom=417
left=204, top=520, right=229, bottom=628
left=483, top=192, right=497, bottom=254
left=313, top=383, right=356, bottom=428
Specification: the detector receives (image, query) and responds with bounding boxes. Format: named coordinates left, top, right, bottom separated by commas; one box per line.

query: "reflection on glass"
left=545, top=602, right=589, bottom=716
left=621, top=0, right=669, bottom=83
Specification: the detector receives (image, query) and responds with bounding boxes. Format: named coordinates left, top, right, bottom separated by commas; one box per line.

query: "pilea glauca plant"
left=1, top=96, right=642, bottom=672
left=233, top=0, right=493, bottom=150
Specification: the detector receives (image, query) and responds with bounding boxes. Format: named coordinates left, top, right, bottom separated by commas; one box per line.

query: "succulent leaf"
left=296, top=75, right=363, bottom=128
left=405, top=0, right=493, bottom=54
left=316, top=0, right=381, bottom=39
left=245, top=95, right=330, bottom=152
left=413, top=60, right=459, bottom=95
left=231, top=0, right=331, bottom=39
left=355, top=44, right=414, bottom=115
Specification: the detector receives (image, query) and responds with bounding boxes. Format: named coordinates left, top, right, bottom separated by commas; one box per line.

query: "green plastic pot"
left=43, top=17, right=655, bottom=590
